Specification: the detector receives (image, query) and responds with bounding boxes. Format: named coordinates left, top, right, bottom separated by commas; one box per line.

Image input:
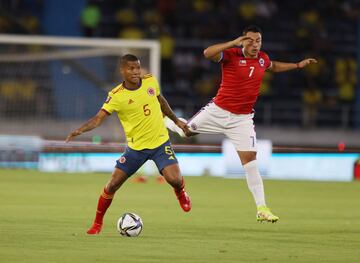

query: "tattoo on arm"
left=158, top=95, right=177, bottom=122
left=78, top=117, right=101, bottom=133
left=77, top=111, right=107, bottom=134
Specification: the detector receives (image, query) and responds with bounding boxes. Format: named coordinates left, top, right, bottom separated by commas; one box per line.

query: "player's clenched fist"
left=175, top=119, right=192, bottom=137
left=297, top=58, right=318, bottom=68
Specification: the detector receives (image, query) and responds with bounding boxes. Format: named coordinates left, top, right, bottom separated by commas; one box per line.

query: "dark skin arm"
left=157, top=94, right=194, bottom=136
left=157, top=94, right=178, bottom=123
left=65, top=109, right=108, bottom=142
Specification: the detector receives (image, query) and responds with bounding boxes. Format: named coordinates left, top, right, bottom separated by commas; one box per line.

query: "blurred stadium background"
left=0, top=0, right=359, bottom=177
left=1, top=1, right=360, bottom=263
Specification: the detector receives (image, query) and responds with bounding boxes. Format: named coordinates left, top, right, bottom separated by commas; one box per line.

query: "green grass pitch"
left=0, top=169, right=359, bottom=263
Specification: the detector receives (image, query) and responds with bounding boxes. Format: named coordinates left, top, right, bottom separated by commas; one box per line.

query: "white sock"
left=164, top=116, right=187, bottom=137
left=243, top=160, right=266, bottom=208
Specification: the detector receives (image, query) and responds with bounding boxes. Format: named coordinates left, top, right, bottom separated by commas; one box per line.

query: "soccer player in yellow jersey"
left=66, top=54, right=191, bottom=235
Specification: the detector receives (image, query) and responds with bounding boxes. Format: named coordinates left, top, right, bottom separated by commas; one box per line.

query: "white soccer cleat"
left=164, top=116, right=187, bottom=137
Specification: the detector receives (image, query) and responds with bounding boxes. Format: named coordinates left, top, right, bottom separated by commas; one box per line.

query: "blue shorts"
left=115, top=140, right=178, bottom=176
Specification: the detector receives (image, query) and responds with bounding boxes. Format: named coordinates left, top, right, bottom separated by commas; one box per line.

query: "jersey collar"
left=122, top=78, right=142, bottom=91
left=240, top=47, right=259, bottom=58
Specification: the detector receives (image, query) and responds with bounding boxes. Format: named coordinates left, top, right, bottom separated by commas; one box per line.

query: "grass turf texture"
left=0, top=169, right=359, bottom=263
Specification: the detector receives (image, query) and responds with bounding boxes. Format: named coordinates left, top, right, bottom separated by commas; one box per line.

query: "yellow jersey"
left=102, top=75, right=169, bottom=150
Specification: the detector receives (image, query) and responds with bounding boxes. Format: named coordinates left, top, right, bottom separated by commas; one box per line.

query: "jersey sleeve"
left=263, top=52, right=272, bottom=69
left=151, top=76, right=161, bottom=96
left=102, top=92, right=118, bottom=114
left=220, top=48, right=237, bottom=63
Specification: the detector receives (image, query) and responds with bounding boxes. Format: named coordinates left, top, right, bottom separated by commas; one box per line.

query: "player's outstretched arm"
left=269, top=58, right=317, bottom=73
left=65, top=109, right=108, bottom=142
left=157, top=94, right=178, bottom=122
left=157, top=95, right=193, bottom=136
left=203, top=36, right=251, bottom=62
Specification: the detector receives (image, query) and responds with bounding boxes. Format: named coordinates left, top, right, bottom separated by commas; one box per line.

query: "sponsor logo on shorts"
left=147, top=87, right=155, bottom=96
left=190, top=123, right=198, bottom=130
left=119, top=156, right=126, bottom=163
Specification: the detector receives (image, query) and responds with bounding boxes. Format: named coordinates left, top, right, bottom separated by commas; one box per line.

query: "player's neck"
left=123, top=79, right=142, bottom=90
left=242, top=48, right=257, bottom=59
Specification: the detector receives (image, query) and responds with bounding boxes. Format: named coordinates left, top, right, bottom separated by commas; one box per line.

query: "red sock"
left=93, top=188, right=114, bottom=225
left=174, top=177, right=185, bottom=196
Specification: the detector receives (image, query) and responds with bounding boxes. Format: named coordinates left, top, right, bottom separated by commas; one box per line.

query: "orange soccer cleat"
left=86, top=223, right=102, bottom=235
left=175, top=189, right=191, bottom=212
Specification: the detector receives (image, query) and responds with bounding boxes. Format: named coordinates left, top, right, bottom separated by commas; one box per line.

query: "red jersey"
left=213, top=48, right=271, bottom=114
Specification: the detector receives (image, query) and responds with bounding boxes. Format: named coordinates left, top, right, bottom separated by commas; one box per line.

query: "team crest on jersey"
left=119, top=156, right=126, bottom=163
left=239, top=59, right=247, bottom=66
left=147, top=87, right=155, bottom=96
left=259, top=58, right=265, bottom=67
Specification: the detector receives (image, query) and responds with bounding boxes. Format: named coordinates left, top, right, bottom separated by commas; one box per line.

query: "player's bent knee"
left=106, top=181, right=119, bottom=193
left=106, top=172, right=129, bottom=193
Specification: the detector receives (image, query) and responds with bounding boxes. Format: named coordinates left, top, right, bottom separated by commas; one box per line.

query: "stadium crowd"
left=0, top=0, right=358, bottom=128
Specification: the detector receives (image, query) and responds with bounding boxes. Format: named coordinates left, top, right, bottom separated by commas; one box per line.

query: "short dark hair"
left=120, top=54, right=139, bottom=66
left=243, top=25, right=262, bottom=35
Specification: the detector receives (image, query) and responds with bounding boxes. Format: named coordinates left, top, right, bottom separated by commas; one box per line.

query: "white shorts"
left=188, top=102, right=257, bottom=151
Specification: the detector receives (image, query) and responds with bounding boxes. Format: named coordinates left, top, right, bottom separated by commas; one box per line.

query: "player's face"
left=120, top=60, right=141, bottom=84
left=243, top=32, right=262, bottom=57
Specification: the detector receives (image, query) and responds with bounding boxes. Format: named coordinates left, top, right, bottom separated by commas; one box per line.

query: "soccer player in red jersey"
left=66, top=54, right=191, bottom=235
left=166, top=25, right=317, bottom=222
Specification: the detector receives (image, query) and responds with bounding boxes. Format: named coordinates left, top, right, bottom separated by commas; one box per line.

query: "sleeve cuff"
left=218, top=52, right=224, bottom=62
left=101, top=108, right=111, bottom=115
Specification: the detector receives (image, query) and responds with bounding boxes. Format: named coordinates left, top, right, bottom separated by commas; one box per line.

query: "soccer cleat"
left=86, top=223, right=102, bottom=235
left=175, top=189, right=191, bottom=212
left=256, top=206, right=279, bottom=223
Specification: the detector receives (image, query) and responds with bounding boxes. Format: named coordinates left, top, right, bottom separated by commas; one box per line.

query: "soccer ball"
left=117, top=212, right=143, bottom=237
